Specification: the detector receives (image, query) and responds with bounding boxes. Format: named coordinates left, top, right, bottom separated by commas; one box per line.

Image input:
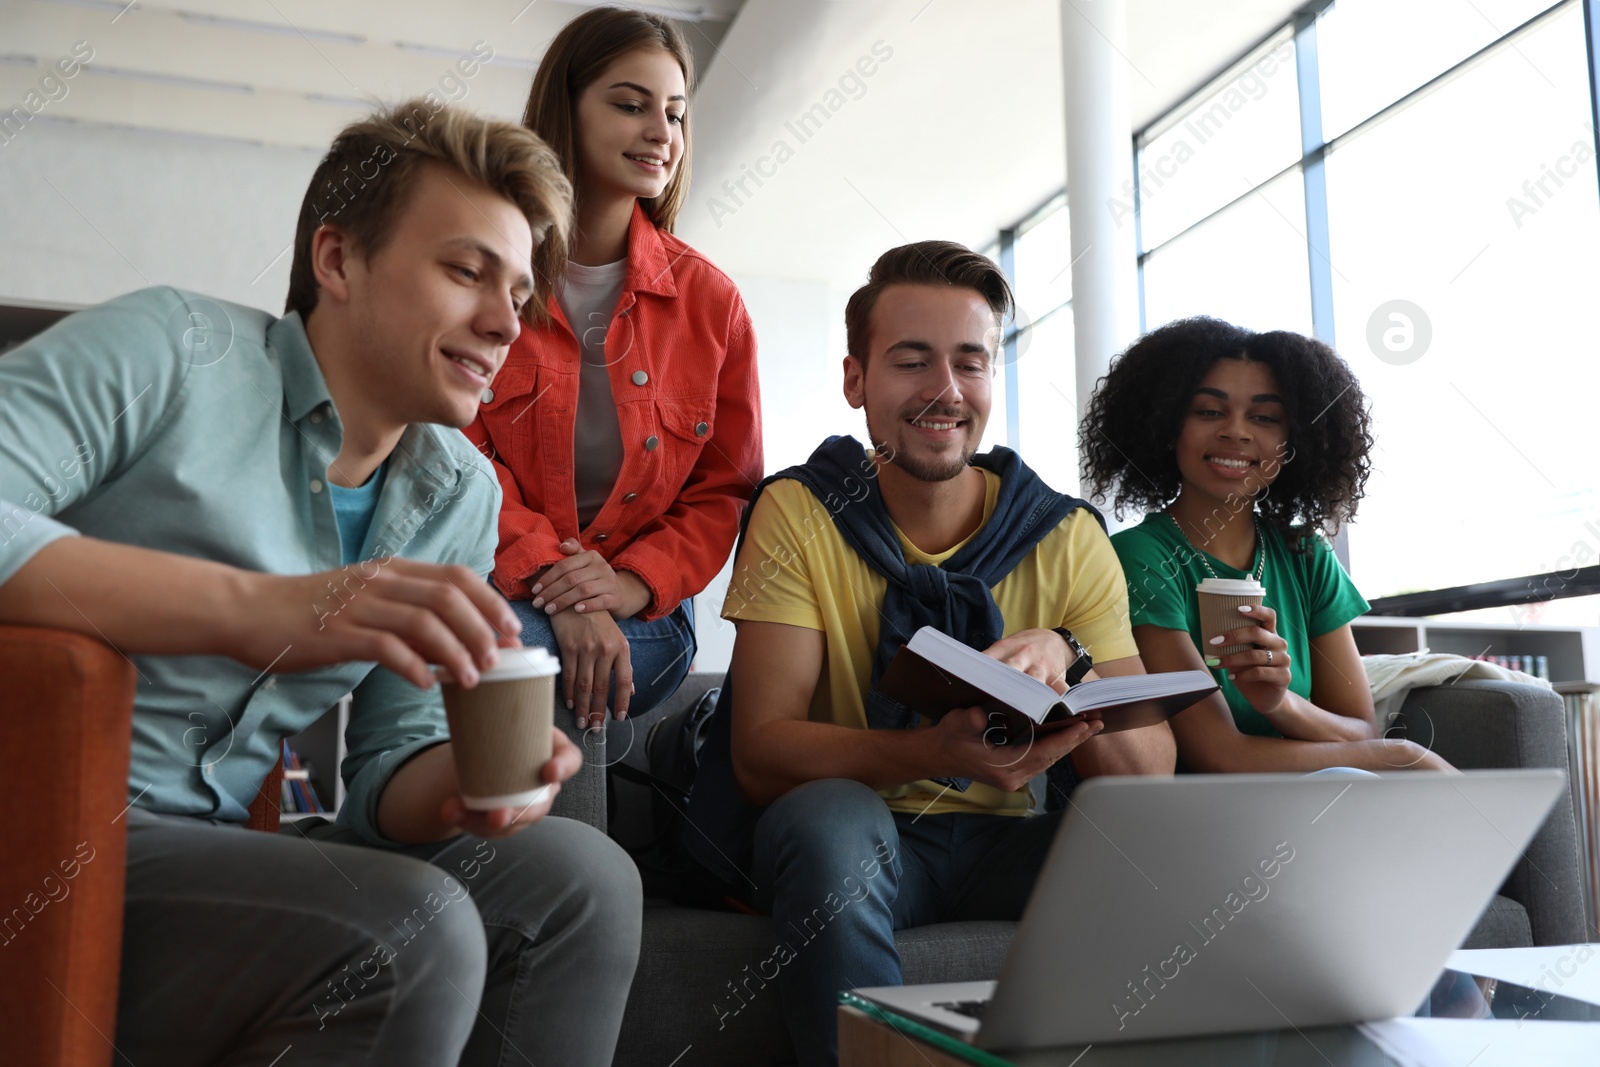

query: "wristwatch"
left=1053, top=628, right=1093, bottom=686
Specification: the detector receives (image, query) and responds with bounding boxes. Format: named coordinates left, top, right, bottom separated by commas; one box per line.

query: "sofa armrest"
left=1393, top=679, right=1588, bottom=945
left=547, top=674, right=727, bottom=834
left=0, top=625, right=136, bottom=1067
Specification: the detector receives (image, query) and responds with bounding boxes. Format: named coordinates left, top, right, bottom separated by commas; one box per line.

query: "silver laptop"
left=855, top=770, right=1565, bottom=1050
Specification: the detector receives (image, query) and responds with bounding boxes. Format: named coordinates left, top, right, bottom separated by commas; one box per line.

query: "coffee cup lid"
left=434, top=646, right=560, bottom=683
left=479, top=646, right=561, bottom=681
left=1195, top=577, right=1265, bottom=596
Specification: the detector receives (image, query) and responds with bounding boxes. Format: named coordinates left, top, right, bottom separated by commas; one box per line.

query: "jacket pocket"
left=480, top=364, right=540, bottom=416
left=651, top=393, right=716, bottom=489
left=656, top=393, right=716, bottom=444
left=474, top=366, right=541, bottom=466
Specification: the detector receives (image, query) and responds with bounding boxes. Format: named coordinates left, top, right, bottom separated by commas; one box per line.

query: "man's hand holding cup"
left=437, top=646, right=571, bottom=838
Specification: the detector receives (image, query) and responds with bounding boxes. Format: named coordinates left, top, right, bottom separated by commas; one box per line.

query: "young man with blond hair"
left=687, top=241, right=1175, bottom=1066
left=0, top=99, right=640, bottom=1065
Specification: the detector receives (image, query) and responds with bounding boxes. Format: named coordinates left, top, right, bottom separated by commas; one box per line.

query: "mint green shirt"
left=1111, top=513, right=1369, bottom=738
left=0, top=287, right=499, bottom=845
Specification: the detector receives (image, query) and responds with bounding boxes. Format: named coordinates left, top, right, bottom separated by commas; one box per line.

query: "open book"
left=876, top=626, right=1217, bottom=738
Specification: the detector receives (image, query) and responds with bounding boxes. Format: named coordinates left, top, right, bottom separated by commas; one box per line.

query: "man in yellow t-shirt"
left=687, top=241, right=1175, bottom=1066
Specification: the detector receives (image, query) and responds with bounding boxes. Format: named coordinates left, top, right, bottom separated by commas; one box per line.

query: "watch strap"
left=1053, top=627, right=1093, bottom=687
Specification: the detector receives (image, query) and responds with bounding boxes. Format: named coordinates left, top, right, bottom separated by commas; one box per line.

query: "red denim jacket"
left=464, top=204, right=763, bottom=620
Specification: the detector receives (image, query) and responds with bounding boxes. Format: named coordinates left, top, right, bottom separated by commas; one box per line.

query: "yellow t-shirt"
left=721, top=471, right=1140, bottom=817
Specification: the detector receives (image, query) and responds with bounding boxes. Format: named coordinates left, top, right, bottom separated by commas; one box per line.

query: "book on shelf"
left=279, top=739, right=327, bottom=815
left=875, top=626, right=1218, bottom=740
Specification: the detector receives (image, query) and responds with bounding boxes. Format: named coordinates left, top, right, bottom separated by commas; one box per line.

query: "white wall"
left=0, top=120, right=317, bottom=310
left=691, top=272, right=851, bottom=673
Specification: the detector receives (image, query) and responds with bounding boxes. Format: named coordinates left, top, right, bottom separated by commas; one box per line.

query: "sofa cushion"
left=1460, top=893, right=1532, bottom=950
left=898, top=920, right=1017, bottom=983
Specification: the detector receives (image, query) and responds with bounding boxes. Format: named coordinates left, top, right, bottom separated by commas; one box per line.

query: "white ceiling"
left=679, top=0, right=1308, bottom=285
left=0, top=0, right=738, bottom=147
left=0, top=0, right=1304, bottom=286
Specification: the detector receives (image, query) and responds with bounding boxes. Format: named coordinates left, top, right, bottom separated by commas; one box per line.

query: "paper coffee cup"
left=1196, top=577, right=1266, bottom=659
left=439, top=647, right=561, bottom=811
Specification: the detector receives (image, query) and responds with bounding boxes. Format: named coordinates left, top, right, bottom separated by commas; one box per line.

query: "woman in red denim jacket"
left=465, top=8, right=762, bottom=732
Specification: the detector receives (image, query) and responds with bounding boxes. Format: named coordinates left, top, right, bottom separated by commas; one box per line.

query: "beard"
left=866, top=406, right=976, bottom=483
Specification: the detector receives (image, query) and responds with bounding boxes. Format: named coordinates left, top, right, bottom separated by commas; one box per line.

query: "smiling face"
left=1172, top=357, right=1290, bottom=507
left=573, top=47, right=686, bottom=206
left=844, top=284, right=996, bottom=483
left=339, top=161, right=535, bottom=429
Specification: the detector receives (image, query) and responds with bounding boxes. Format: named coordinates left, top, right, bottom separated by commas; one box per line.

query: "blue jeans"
left=747, top=779, right=1063, bottom=1067
left=506, top=598, right=696, bottom=721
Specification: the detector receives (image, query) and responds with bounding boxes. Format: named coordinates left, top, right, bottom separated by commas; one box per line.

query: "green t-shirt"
left=1111, top=513, right=1370, bottom=737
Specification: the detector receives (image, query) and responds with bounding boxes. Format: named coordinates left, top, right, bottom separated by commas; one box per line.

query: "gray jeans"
left=117, top=806, right=641, bottom=1066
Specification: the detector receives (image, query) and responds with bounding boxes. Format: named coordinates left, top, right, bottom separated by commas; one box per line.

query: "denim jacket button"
left=631, top=370, right=648, bottom=386
left=694, top=421, right=709, bottom=436
left=481, top=387, right=495, bottom=404
left=644, top=435, right=660, bottom=451
left=622, top=492, right=638, bottom=503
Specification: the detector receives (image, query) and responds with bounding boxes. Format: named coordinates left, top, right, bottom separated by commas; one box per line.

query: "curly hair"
left=1078, top=316, right=1373, bottom=550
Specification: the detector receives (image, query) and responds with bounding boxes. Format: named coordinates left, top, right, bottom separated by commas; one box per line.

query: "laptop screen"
left=1428, top=967, right=1600, bottom=1023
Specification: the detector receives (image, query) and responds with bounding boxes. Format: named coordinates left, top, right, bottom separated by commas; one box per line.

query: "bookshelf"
left=280, top=695, right=350, bottom=821
left=1351, top=616, right=1600, bottom=685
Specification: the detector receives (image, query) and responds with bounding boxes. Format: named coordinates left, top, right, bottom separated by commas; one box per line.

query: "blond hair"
left=285, top=97, right=572, bottom=321
left=521, top=7, right=694, bottom=288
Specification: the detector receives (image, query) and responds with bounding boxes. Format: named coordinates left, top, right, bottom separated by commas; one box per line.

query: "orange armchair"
left=0, top=626, right=281, bottom=1067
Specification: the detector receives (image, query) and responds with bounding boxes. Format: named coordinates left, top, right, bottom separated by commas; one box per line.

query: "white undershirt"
left=556, top=259, right=628, bottom=528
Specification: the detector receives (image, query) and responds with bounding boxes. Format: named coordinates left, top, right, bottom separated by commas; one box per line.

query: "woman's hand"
left=1210, top=604, right=1293, bottom=715
left=549, top=606, right=634, bottom=728
left=982, top=628, right=1073, bottom=695
left=531, top=539, right=651, bottom=619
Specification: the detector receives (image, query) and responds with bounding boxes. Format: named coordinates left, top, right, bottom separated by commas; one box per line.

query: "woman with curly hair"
left=1080, top=317, right=1450, bottom=772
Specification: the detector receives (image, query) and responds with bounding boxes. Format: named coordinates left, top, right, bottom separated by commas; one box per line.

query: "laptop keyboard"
left=933, top=999, right=991, bottom=1021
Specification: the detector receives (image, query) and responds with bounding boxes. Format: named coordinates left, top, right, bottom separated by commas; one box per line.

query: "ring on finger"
left=1265, top=649, right=1275, bottom=665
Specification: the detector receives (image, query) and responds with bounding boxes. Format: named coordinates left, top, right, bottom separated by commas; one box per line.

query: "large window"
left=1325, top=2, right=1599, bottom=602
left=1142, top=168, right=1314, bottom=335
left=1014, top=307, right=1079, bottom=495
left=1011, top=195, right=1073, bottom=320
left=995, top=197, right=1082, bottom=494
left=975, top=237, right=1013, bottom=455
left=1316, top=0, right=1560, bottom=140
left=1136, top=32, right=1304, bottom=251
left=986, top=0, right=1599, bottom=626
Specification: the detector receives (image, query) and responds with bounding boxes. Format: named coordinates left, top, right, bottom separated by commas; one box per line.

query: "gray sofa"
left=549, top=675, right=1588, bottom=1067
